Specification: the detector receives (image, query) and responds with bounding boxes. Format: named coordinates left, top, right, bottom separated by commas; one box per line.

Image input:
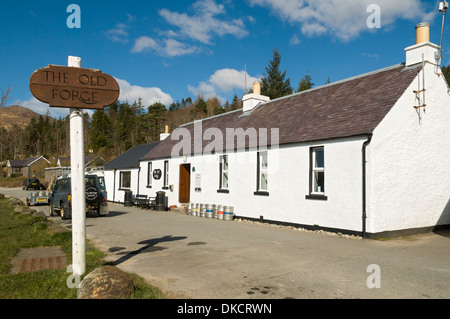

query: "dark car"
left=22, top=178, right=45, bottom=190
left=49, top=173, right=108, bottom=220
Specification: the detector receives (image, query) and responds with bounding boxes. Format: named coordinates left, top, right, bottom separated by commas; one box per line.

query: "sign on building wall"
left=195, top=173, right=202, bottom=192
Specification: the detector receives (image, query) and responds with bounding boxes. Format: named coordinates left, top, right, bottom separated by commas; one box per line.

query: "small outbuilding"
left=104, top=142, right=160, bottom=203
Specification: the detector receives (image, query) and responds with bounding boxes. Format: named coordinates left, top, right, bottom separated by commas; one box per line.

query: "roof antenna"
left=245, top=64, right=247, bottom=94
left=436, top=1, right=448, bottom=66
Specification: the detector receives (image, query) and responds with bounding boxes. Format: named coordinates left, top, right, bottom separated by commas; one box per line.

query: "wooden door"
left=178, top=164, right=191, bottom=203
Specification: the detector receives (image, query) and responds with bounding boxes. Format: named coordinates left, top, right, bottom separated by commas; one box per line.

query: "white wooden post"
left=68, top=56, right=86, bottom=276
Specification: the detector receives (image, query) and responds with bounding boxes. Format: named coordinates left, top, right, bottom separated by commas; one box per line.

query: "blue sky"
left=0, top=0, right=448, bottom=118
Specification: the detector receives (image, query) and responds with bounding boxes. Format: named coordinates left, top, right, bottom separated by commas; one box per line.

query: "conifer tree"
left=145, top=102, right=167, bottom=142
left=89, top=109, right=112, bottom=152
left=296, top=73, right=314, bottom=93
left=442, top=65, right=449, bottom=85
left=260, top=49, right=293, bottom=99
left=230, top=94, right=242, bottom=110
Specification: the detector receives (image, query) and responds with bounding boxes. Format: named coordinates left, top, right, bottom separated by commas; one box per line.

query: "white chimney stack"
left=405, top=22, right=440, bottom=67
left=160, top=125, right=170, bottom=141
left=242, top=82, right=270, bottom=112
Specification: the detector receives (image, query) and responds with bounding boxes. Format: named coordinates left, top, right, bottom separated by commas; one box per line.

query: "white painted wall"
left=104, top=170, right=114, bottom=201
left=130, top=64, right=450, bottom=236
left=139, top=158, right=181, bottom=203
left=368, top=63, right=450, bottom=234
left=140, top=136, right=367, bottom=233
left=104, top=168, right=140, bottom=203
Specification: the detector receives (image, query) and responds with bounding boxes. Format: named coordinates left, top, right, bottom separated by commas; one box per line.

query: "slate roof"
left=55, top=155, right=105, bottom=167
left=142, top=63, right=421, bottom=161
left=104, top=142, right=160, bottom=170
left=8, top=156, right=50, bottom=168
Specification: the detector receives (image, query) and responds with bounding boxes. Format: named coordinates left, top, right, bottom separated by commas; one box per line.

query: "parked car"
left=26, top=191, right=51, bottom=206
left=49, top=173, right=108, bottom=220
left=22, top=178, right=46, bottom=190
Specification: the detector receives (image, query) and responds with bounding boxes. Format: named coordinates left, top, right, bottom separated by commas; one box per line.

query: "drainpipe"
left=113, top=169, right=116, bottom=203
left=137, top=167, right=141, bottom=196
left=362, top=134, right=373, bottom=239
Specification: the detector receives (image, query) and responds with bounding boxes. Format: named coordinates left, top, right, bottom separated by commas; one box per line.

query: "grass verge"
left=0, top=176, right=26, bottom=188
left=0, top=196, right=164, bottom=299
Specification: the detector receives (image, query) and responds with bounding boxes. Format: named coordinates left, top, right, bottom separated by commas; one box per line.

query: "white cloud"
left=128, top=0, right=249, bottom=57
left=131, top=36, right=158, bottom=53
left=248, top=0, right=435, bottom=41
left=289, top=34, right=301, bottom=45
left=159, top=0, right=248, bottom=44
left=131, top=36, right=201, bottom=57
left=211, top=69, right=259, bottom=92
left=14, top=97, right=70, bottom=119
left=189, top=68, right=259, bottom=100
left=362, top=52, right=379, bottom=59
left=188, top=81, right=217, bottom=100
left=164, top=39, right=201, bottom=56
left=106, top=23, right=130, bottom=44
left=193, top=0, right=226, bottom=15
left=115, top=78, right=173, bottom=106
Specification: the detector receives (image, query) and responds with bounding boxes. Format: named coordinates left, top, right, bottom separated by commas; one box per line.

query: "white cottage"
left=104, top=142, right=159, bottom=204
left=138, top=24, right=450, bottom=238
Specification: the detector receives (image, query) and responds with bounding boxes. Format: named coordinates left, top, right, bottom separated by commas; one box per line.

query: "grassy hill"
left=0, top=105, right=53, bottom=131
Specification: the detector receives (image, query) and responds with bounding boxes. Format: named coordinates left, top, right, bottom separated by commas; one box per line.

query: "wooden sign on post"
left=29, top=65, right=120, bottom=109
left=29, top=58, right=120, bottom=277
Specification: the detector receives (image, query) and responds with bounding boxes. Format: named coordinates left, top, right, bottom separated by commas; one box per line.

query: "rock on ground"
left=77, top=266, right=134, bottom=299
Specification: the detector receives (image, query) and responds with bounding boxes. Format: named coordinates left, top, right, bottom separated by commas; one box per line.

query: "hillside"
left=0, top=105, right=51, bottom=131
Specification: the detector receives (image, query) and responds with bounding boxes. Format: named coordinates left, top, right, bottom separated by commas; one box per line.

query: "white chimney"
left=160, top=125, right=170, bottom=141
left=405, top=22, right=440, bottom=67
left=242, top=82, right=270, bottom=112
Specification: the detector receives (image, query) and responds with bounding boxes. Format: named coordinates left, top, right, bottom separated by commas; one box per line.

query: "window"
left=218, top=155, right=229, bottom=193
left=147, top=162, right=152, bottom=187
left=163, top=160, right=169, bottom=189
left=97, top=177, right=105, bottom=191
left=61, top=179, right=68, bottom=191
left=120, top=171, right=131, bottom=189
left=85, top=176, right=97, bottom=187
left=306, top=147, right=327, bottom=200
left=254, top=151, right=269, bottom=196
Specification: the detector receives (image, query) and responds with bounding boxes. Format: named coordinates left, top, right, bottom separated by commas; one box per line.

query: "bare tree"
left=0, top=86, right=12, bottom=109
left=0, top=87, right=12, bottom=173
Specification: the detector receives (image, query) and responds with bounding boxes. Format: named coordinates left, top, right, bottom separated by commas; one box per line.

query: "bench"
left=134, top=195, right=156, bottom=209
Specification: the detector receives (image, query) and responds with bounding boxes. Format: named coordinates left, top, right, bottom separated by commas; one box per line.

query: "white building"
left=104, top=142, right=159, bottom=204
left=135, top=24, right=450, bottom=238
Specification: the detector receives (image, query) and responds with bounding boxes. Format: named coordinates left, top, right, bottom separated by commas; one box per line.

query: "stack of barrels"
left=186, top=203, right=234, bottom=221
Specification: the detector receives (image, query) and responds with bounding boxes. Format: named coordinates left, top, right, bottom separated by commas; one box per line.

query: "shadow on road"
left=106, top=235, right=188, bottom=266
left=433, top=228, right=450, bottom=238
left=96, top=210, right=127, bottom=218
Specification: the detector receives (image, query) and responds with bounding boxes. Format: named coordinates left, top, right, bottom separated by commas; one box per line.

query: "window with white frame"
left=147, top=162, right=152, bottom=187
left=256, top=151, right=268, bottom=194
left=120, top=171, right=131, bottom=189
left=219, top=155, right=229, bottom=190
left=163, top=160, right=169, bottom=188
left=311, top=147, right=325, bottom=194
